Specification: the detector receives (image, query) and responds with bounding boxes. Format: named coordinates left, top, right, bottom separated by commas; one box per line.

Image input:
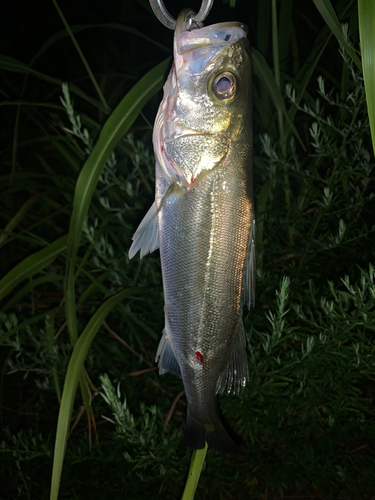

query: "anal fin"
left=215, top=318, right=249, bottom=395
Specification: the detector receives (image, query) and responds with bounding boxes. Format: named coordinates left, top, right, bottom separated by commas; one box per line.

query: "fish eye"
left=211, top=72, right=237, bottom=101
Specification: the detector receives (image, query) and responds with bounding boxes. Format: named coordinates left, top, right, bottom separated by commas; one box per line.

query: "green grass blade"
left=0, top=235, right=68, bottom=303
left=50, top=137, right=82, bottom=174
left=252, top=48, right=286, bottom=116
left=50, top=287, right=140, bottom=500
left=0, top=55, right=108, bottom=112
left=313, top=0, right=362, bottom=70
left=77, top=271, right=110, bottom=305
left=181, top=444, right=208, bottom=500
left=2, top=274, right=63, bottom=312
left=252, top=47, right=305, bottom=150
left=0, top=101, right=63, bottom=109
left=256, top=0, right=270, bottom=54
left=11, top=95, right=22, bottom=183
left=256, top=179, right=272, bottom=259
left=0, top=55, right=62, bottom=84
left=29, top=23, right=169, bottom=67
left=51, top=0, right=109, bottom=111
left=0, top=307, right=59, bottom=344
left=0, top=193, right=43, bottom=248
left=286, top=40, right=330, bottom=126
left=278, top=0, right=293, bottom=75
left=46, top=312, right=62, bottom=403
left=272, top=0, right=281, bottom=89
left=271, top=0, right=285, bottom=156
left=358, top=0, right=375, bottom=155
left=65, top=57, right=171, bottom=342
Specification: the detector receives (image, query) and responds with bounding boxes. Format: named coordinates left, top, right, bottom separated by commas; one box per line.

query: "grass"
left=1, top=0, right=375, bottom=498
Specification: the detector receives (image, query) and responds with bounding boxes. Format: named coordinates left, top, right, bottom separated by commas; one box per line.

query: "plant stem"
left=181, top=444, right=208, bottom=500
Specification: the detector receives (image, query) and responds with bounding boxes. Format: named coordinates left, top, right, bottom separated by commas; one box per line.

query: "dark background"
left=0, top=0, right=324, bottom=79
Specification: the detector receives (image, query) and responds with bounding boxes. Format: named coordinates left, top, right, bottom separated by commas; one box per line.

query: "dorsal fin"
left=243, top=218, right=256, bottom=309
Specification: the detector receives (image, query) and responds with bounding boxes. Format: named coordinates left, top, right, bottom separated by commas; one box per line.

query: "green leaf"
left=256, top=179, right=272, bottom=256
left=65, top=57, right=171, bottom=341
left=29, top=23, right=169, bottom=68
left=0, top=55, right=61, bottom=84
left=256, top=0, right=270, bottom=55
left=313, top=0, right=362, bottom=70
left=278, top=0, right=294, bottom=75
left=0, top=307, right=60, bottom=344
left=0, top=193, right=44, bottom=248
left=358, top=0, right=375, bottom=155
left=2, top=274, right=63, bottom=312
left=0, top=235, right=68, bottom=304
left=251, top=48, right=305, bottom=150
left=0, top=55, right=108, bottom=112
left=50, top=287, right=141, bottom=500
left=51, top=0, right=109, bottom=111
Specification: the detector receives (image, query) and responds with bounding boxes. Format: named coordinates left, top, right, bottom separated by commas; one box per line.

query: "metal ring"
left=193, top=0, right=214, bottom=23
left=149, top=0, right=214, bottom=30
left=149, top=0, right=176, bottom=29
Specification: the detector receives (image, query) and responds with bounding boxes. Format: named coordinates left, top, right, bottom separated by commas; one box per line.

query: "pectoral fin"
left=216, top=318, right=249, bottom=395
left=128, top=202, right=159, bottom=259
left=155, top=329, right=182, bottom=379
left=129, top=183, right=185, bottom=260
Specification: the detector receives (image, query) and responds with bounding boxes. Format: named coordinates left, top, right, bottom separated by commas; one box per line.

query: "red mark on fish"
left=195, top=351, right=204, bottom=367
left=187, top=176, right=195, bottom=187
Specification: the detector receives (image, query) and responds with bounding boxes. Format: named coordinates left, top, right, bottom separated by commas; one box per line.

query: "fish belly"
left=157, top=158, right=251, bottom=450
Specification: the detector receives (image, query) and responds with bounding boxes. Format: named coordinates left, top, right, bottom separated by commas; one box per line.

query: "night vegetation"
left=1, top=0, right=374, bottom=498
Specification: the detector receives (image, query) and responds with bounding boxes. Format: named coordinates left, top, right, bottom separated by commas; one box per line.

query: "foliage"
left=1, top=0, right=375, bottom=499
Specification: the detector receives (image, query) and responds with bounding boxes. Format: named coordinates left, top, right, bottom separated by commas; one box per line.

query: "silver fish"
left=129, top=9, right=255, bottom=451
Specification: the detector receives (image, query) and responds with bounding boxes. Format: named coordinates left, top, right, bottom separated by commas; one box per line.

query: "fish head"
left=154, top=14, right=252, bottom=186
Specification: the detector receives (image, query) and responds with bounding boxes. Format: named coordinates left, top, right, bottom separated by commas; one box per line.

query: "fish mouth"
left=176, top=21, right=248, bottom=56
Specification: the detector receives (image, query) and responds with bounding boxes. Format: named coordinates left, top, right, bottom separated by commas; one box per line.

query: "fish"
left=129, top=9, right=255, bottom=452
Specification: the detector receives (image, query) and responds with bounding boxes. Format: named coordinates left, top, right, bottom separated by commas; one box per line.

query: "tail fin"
left=183, top=408, right=242, bottom=453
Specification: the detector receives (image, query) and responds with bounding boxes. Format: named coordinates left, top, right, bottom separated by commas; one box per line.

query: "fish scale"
left=129, top=10, right=255, bottom=451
